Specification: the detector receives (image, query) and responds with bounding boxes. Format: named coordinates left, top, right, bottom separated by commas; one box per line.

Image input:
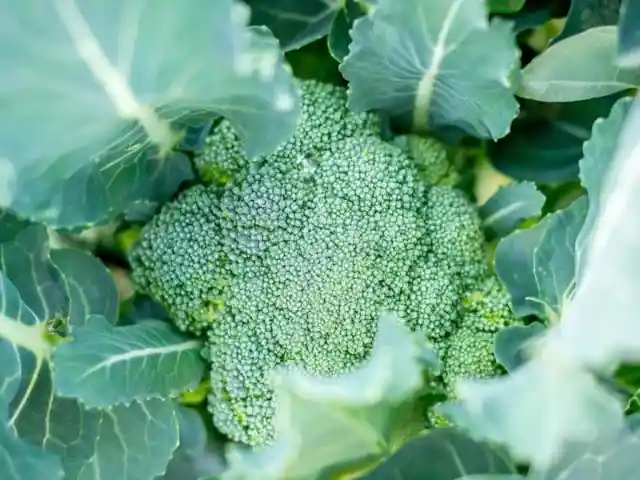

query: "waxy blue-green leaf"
left=489, top=93, right=624, bottom=183
left=0, top=343, right=21, bottom=417
left=50, top=249, right=118, bottom=328
left=576, top=97, right=633, bottom=280
left=553, top=0, right=620, bottom=44
left=494, top=323, right=547, bottom=372
left=618, top=0, right=640, bottom=67
left=340, top=0, right=520, bottom=139
left=163, top=406, right=226, bottom=480
left=528, top=413, right=640, bottom=480
left=53, top=317, right=204, bottom=407
left=441, top=98, right=640, bottom=471
left=489, top=0, right=525, bottom=13
left=480, top=182, right=545, bottom=238
left=0, top=424, right=64, bottom=480
left=0, top=214, right=179, bottom=479
left=0, top=218, right=67, bottom=322
left=438, top=352, right=624, bottom=469
left=222, top=314, right=435, bottom=480
left=362, top=428, right=517, bottom=480
left=519, top=26, right=639, bottom=102
left=122, top=151, right=195, bottom=224
left=328, top=1, right=368, bottom=62
left=495, top=196, right=587, bottom=321
left=245, top=0, right=344, bottom=51
left=13, top=364, right=179, bottom=480
left=0, top=0, right=300, bottom=228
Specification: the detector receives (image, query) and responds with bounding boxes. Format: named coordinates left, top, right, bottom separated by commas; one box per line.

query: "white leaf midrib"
left=413, top=0, right=465, bottom=130
left=53, top=0, right=174, bottom=151
left=79, top=337, right=201, bottom=379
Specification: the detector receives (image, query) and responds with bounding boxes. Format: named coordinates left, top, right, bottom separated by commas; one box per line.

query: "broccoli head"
left=129, top=79, right=515, bottom=446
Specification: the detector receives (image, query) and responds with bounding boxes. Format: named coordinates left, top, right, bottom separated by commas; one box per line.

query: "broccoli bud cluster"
left=129, top=80, right=516, bottom=446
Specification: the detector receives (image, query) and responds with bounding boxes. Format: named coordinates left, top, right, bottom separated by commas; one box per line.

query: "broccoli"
left=129, top=80, right=516, bottom=446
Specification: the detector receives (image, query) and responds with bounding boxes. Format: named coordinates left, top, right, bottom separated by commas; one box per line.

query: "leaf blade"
left=479, top=181, right=545, bottom=238
left=52, top=318, right=205, bottom=407
left=518, top=26, right=639, bottom=102
left=340, top=0, right=519, bottom=139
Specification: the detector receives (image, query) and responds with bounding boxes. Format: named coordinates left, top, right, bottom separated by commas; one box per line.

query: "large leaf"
left=518, top=26, right=640, bottom=102
left=53, top=317, right=205, bottom=407
left=0, top=218, right=68, bottom=322
left=479, top=181, right=545, bottom=239
left=13, top=365, right=179, bottom=480
left=494, top=322, right=547, bottom=372
left=0, top=0, right=300, bottom=228
left=328, top=0, right=368, bottom=62
left=245, top=0, right=344, bottom=51
left=0, top=423, right=64, bottom=480
left=553, top=0, right=620, bottom=44
left=0, top=217, right=181, bottom=479
left=488, top=93, right=624, bottom=183
left=576, top=97, right=633, bottom=280
left=163, top=406, right=226, bottom=480
left=438, top=351, right=624, bottom=469
left=340, top=0, right=520, bottom=139
left=494, top=196, right=587, bottom=321
left=222, top=314, right=438, bottom=480
left=441, top=90, right=640, bottom=470
left=618, top=0, right=640, bottom=67
left=362, top=428, right=517, bottom=479
left=0, top=342, right=21, bottom=417
left=489, top=0, right=525, bottom=14
left=50, top=248, right=119, bottom=327
left=528, top=413, right=640, bottom=480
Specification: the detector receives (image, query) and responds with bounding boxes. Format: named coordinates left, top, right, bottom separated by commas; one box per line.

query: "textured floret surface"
left=129, top=80, right=515, bottom=446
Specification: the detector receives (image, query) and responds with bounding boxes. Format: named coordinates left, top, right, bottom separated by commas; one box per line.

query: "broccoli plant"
left=1, top=0, right=640, bottom=480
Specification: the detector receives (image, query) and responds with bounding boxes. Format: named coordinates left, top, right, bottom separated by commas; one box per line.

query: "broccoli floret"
left=395, top=134, right=459, bottom=186
left=462, top=276, right=515, bottom=333
left=441, top=328, right=500, bottom=392
left=439, top=277, right=516, bottom=392
left=129, top=79, right=513, bottom=446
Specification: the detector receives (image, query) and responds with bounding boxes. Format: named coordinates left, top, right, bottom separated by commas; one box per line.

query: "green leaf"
left=0, top=219, right=68, bottom=322
left=488, top=93, right=624, bottom=183
left=497, top=1, right=553, bottom=33
left=553, top=0, right=620, bottom=44
left=18, top=150, right=196, bottom=230
left=614, top=364, right=640, bottom=414
left=163, top=406, right=226, bottom=480
left=494, top=323, right=547, bottom=372
left=13, top=364, right=179, bottom=480
left=618, top=0, right=640, bottom=67
left=0, top=423, right=64, bottom=480
left=50, top=249, right=119, bottom=327
left=328, top=1, right=367, bottom=62
left=222, top=313, right=436, bottom=480
left=528, top=414, right=640, bottom=479
left=0, top=215, right=179, bottom=479
left=479, top=181, right=545, bottom=238
left=494, top=196, right=587, bottom=321
left=340, top=0, right=520, bottom=139
left=438, top=354, right=624, bottom=469
left=0, top=0, right=300, bottom=228
left=52, top=317, right=205, bottom=407
left=0, top=342, right=21, bottom=416
left=489, top=0, right=525, bottom=14
left=518, top=26, right=639, bottom=102
left=576, top=97, right=633, bottom=279
left=362, top=428, right=517, bottom=479
left=245, top=0, right=344, bottom=51
left=122, top=151, right=195, bottom=223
